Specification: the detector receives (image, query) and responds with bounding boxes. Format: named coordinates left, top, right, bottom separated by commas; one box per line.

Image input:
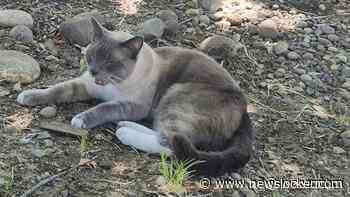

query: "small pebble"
left=319, top=4, right=326, bottom=11
left=186, top=9, right=200, bottom=16
left=39, top=106, right=57, bottom=118
left=333, top=146, right=346, bottom=154
left=272, top=4, right=279, bottom=10
left=287, top=51, right=300, bottom=60
left=302, top=52, right=314, bottom=60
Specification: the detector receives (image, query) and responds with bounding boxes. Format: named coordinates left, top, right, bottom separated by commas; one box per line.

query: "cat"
left=17, top=18, right=254, bottom=176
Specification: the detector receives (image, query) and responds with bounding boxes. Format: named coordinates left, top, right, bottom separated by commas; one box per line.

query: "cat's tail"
left=171, top=112, right=254, bottom=177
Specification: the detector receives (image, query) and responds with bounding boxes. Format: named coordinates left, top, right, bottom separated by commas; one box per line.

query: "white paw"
left=17, top=89, right=42, bottom=106
left=71, top=114, right=87, bottom=129
left=118, top=121, right=157, bottom=135
left=116, top=127, right=172, bottom=154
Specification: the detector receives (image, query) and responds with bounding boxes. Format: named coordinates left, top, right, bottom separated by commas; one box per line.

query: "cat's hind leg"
left=115, top=125, right=172, bottom=155
left=17, top=75, right=92, bottom=106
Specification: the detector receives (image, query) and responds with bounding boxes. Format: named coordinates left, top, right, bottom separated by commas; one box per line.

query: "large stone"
left=59, top=11, right=105, bottom=46
left=9, top=25, right=34, bottom=43
left=0, top=50, right=40, bottom=83
left=341, top=130, right=350, bottom=139
left=273, top=41, right=289, bottom=55
left=199, top=35, right=243, bottom=59
left=316, top=24, right=335, bottom=34
left=156, top=10, right=179, bottom=35
left=0, top=10, right=34, bottom=28
left=140, top=18, right=165, bottom=40
left=258, top=19, right=279, bottom=39
left=201, top=0, right=226, bottom=12
left=156, top=10, right=178, bottom=23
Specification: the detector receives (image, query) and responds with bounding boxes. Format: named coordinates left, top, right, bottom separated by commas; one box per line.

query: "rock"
left=304, top=28, right=313, bottom=34
left=319, top=4, right=326, bottom=11
left=0, top=50, right=40, bottom=83
left=155, top=176, right=167, bottom=187
left=294, top=68, right=306, bottom=75
left=343, top=67, right=350, bottom=78
left=318, top=37, right=332, bottom=46
left=36, top=131, right=52, bottom=140
left=100, top=159, right=113, bottom=170
left=297, top=21, right=308, bottom=28
left=43, top=39, right=59, bottom=56
left=339, top=89, right=350, bottom=100
left=302, top=52, right=314, bottom=60
left=258, top=19, right=278, bottom=39
left=61, top=190, right=69, bottom=197
left=317, top=24, right=335, bottom=35
left=275, top=68, right=286, bottom=78
left=9, top=25, right=33, bottom=42
left=140, top=18, right=165, bottom=39
left=201, top=0, right=226, bottom=12
left=187, top=0, right=199, bottom=8
left=287, top=51, right=300, bottom=60
left=39, top=106, right=57, bottom=118
left=0, top=29, right=7, bottom=37
left=199, top=35, right=243, bottom=59
left=273, top=41, right=289, bottom=55
left=342, top=81, right=350, bottom=90
left=0, top=177, right=4, bottom=187
left=0, top=86, right=10, bottom=97
left=215, top=20, right=231, bottom=31
left=272, top=4, right=279, bottom=10
left=185, top=9, right=200, bottom=16
left=300, top=74, right=313, bottom=85
left=156, top=10, right=178, bottom=23
left=209, top=11, right=224, bottom=21
left=198, top=15, right=210, bottom=26
left=31, top=147, right=47, bottom=158
left=44, top=139, right=54, bottom=147
left=341, top=130, right=350, bottom=139
left=0, top=10, right=34, bottom=28
left=327, top=34, right=339, bottom=42
left=224, top=14, right=243, bottom=26
left=335, top=54, right=347, bottom=63
left=328, top=46, right=338, bottom=52
left=156, top=10, right=179, bottom=35
left=59, top=10, right=105, bottom=46
left=333, top=146, right=346, bottom=154
left=232, top=190, right=241, bottom=197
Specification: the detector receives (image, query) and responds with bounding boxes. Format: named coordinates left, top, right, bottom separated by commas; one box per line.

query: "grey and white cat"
left=17, top=18, right=253, bottom=176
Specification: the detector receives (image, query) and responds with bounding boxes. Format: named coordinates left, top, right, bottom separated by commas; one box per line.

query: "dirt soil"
left=0, top=0, right=350, bottom=196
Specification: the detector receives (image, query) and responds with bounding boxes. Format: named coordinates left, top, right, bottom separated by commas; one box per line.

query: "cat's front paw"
left=17, top=89, right=46, bottom=106
left=71, top=113, right=88, bottom=129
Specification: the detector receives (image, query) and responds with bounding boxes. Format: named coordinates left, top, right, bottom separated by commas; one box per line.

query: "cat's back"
left=154, top=46, right=238, bottom=89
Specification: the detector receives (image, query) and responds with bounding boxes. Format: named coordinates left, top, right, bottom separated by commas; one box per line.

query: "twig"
left=294, top=104, right=310, bottom=122
left=179, top=18, right=192, bottom=25
left=241, top=43, right=260, bottom=68
left=99, top=136, right=122, bottom=151
left=247, top=95, right=286, bottom=116
left=20, top=156, right=98, bottom=197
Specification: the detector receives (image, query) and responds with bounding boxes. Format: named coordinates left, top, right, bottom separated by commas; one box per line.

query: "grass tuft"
left=159, top=153, right=199, bottom=192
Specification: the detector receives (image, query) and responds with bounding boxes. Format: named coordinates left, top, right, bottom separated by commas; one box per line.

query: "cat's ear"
left=91, top=17, right=105, bottom=41
left=122, top=36, right=144, bottom=59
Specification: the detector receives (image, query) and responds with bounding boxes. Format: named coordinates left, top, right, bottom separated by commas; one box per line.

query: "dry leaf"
left=79, top=159, right=97, bottom=168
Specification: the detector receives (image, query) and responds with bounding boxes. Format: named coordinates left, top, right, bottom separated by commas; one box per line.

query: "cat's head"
left=85, top=17, right=144, bottom=86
